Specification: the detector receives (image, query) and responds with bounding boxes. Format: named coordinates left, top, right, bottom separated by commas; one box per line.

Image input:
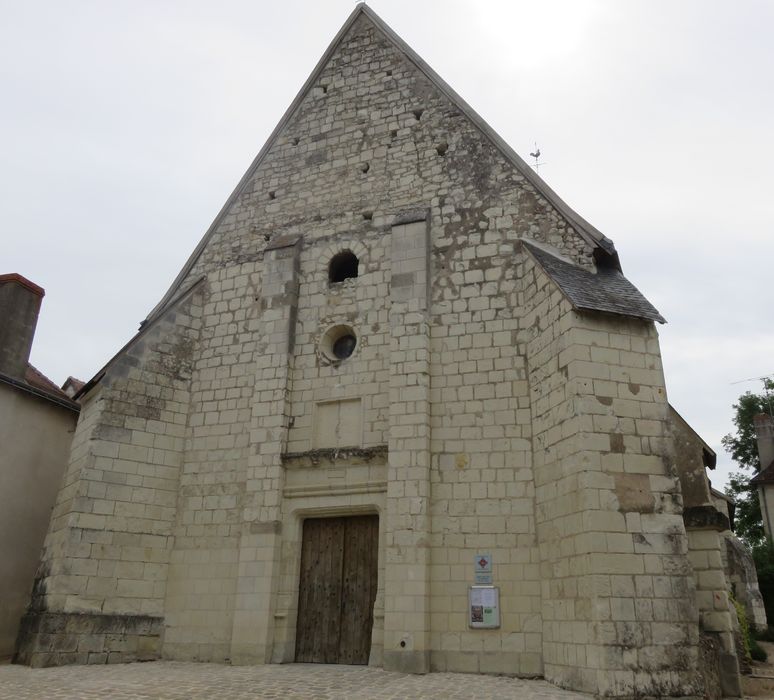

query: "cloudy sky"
left=3, top=1, right=773, bottom=489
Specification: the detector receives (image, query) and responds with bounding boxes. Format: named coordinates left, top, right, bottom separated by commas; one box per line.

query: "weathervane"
left=529, top=143, right=543, bottom=173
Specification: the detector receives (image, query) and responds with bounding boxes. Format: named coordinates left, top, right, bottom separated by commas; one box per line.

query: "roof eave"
left=75, top=275, right=206, bottom=400
left=0, top=371, right=80, bottom=412
left=523, top=240, right=665, bottom=325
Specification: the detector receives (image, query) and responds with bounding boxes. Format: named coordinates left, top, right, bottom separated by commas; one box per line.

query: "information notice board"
left=468, top=585, right=500, bottom=629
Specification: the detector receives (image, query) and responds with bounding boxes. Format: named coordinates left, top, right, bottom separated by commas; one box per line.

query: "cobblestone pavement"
left=0, top=661, right=592, bottom=700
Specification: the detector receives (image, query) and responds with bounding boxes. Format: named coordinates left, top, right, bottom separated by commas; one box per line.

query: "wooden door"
left=295, top=515, right=378, bottom=664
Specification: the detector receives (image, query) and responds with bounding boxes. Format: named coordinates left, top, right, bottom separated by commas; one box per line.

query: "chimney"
left=754, top=413, right=774, bottom=472
left=0, top=273, right=45, bottom=379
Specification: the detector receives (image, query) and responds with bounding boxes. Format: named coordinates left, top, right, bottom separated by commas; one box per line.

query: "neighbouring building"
left=14, top=5, right=754, bottom=697
left=0, top=273, right=80, bottom=660
left=750, top=412, right=774, bottom=624
left=752, top=413, right=774, bottom=539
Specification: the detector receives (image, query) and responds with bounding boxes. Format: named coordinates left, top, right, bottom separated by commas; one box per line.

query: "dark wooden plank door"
left=295, top=517, right=345, bottom=663
left=339, top=515, right=379, bottom=664
left=295, top=515, right=378, bottom=664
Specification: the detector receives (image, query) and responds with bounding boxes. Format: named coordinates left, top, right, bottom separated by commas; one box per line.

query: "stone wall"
left=525, top=255, right=704, bottom=697
left=722, top=532, right=768, bottom=632
left=16, top=286, right=202, bottom=666
left=0, top=384, right=78, bottom=660
left=150, top=11, right=597, bottom=677
left=15, top=612, right=162, bottom=667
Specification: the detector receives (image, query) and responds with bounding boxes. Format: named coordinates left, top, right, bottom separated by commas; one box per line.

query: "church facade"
left=16, top=6, right=745, bottom=697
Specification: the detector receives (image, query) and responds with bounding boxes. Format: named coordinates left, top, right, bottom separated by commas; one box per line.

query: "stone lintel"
left=392, top=208, right=428, bottom=226
left=265, top=233, right=303, bottom=251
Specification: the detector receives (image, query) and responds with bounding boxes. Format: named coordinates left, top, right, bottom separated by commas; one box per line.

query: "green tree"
left=722, top=378, right=774, bottom=549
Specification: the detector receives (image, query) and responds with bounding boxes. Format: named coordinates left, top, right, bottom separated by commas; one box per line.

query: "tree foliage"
left=723, top=379, right=774, bottom=549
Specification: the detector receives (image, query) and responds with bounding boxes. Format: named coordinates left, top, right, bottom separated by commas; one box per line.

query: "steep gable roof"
left=145, top=3, right=618, bottom=326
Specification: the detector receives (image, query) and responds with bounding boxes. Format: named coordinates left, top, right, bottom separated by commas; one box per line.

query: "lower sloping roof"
left=751, top=460, right=774, bottom=486
left=524, top=240, right=666, bottom=324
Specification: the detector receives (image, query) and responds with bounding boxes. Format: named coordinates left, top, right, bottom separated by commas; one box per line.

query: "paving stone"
left=0, top=661, right=591, bottom=700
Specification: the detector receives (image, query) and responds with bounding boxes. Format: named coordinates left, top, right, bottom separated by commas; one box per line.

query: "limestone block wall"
left=230, top=238, right=301, bottom=664
left=722, top=531, right=768, bottom=632
left=383, top=217, right=432, bottom=673
left=260, top=230, right=392, bottom=664
left=163, top=263, right=263, bottom=662
left=149, top=11, right=598, bottom=674
left=142, top=10, right=605, bottom=674
left=285, top=236, right=389, bottom=453
left=428, top=237, right=540, bottom=675
left=687, top=529, right=741, bottom=696
left=524, top=254, right=704, bottom=697
left=16, top=287, right=202, bottom=666
left=162, top=245, right=304, bottom=665
left=143, top=13, right=603, bottom=673
left=670, top=407, right=742, bottom=693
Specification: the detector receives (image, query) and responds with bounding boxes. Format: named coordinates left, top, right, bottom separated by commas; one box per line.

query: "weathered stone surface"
left=14, top=612, right=162, bottom=667
left=683, top=506, right=729, bottom=531
left=723, top=531, right=768, bottom=632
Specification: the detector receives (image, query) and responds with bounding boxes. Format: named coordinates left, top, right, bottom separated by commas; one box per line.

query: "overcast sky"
left=3, top=1, right=773, bottom=490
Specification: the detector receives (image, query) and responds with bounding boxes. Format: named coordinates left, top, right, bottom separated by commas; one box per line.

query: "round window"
left=332, top=334, right=356, bottom=360
left=319, top=324, right=358, bottom=364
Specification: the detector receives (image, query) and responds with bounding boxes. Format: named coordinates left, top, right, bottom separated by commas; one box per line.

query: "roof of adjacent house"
left=0, top=273, right=45, bottom=297
left=524, top=241, right=666, bottom=324
left=61, top=376, right=86, bottom=397
left=0, top=363, right=80, bottom=412
left=25, top=364, right=68, bottom=397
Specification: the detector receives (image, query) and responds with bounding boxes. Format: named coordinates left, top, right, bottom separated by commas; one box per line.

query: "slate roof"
left=524, top=241, right=666, bottom=324
left=0, top=363, right=80, bottom=411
